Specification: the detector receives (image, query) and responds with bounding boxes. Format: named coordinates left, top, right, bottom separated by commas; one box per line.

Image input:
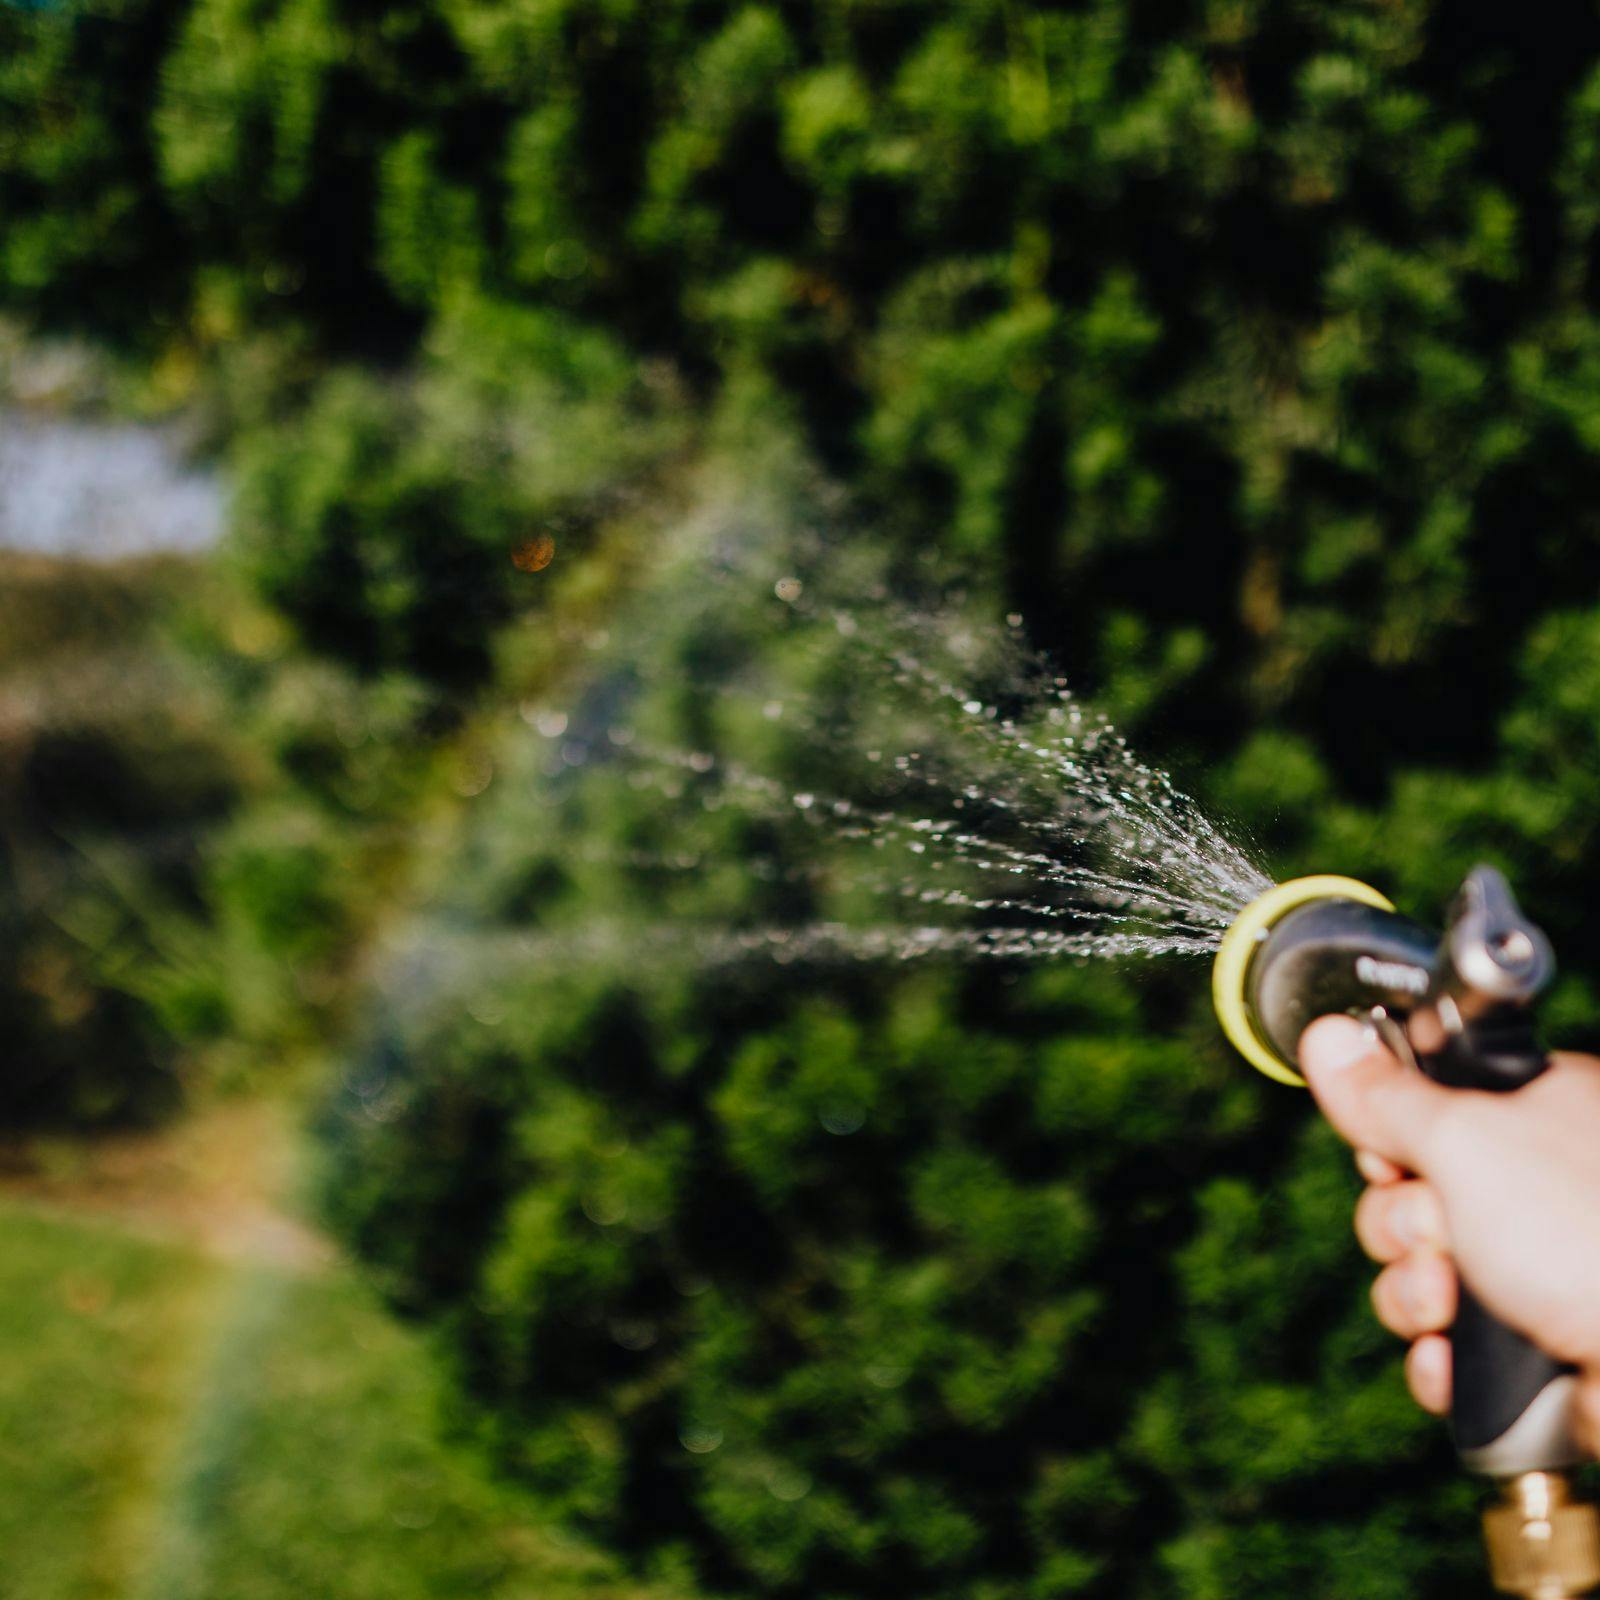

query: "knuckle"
left=1370, top=1268, right=1410, bottom=1336
left=1394, top=1181, right=1447, bottom=1252
left=1411, top=1183, right=1448, bottom=1249
left=1355, top=1187, right=1402, bottom=1262
left=1355, top=1149, right=1405, bottom=1187
left=1370, top=1255, right=1455, bottom=1337
left=1420, top=1253, right=1458, bottom=1327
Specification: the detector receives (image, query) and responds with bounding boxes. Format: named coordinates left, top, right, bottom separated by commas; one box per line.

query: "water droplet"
left=766, top=1464, right=812, bottom=1501
left=819, top=1103, right=866, bottom=1135
left=610, top=1317, right=658, bottom=1350
left=582, top=1190, right=627, bottom=1226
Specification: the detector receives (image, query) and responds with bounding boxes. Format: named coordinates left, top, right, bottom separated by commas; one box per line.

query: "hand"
left=1299, top=1014, right=1600, bottom=1450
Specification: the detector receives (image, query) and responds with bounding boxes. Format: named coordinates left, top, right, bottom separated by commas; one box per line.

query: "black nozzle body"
left=1246, top=865, right=1552, bottom=1089
left=1248, top=898, right=1435, bottom=1070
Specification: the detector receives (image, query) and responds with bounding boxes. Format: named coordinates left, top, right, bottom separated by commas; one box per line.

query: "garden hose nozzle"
left=1214, top=866, right=1600, bottom=1600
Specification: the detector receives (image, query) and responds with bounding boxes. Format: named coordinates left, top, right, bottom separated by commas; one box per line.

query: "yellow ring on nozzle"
left=1212, top=875, right=1395, bottom=1087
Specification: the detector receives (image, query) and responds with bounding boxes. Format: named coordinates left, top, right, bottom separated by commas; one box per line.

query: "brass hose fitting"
left=1483, top=1472, right=1600, bottom=1600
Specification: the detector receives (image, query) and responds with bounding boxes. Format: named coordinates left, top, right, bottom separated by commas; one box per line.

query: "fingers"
left=1355, top=1148, right=1405, bottom=1186
left=1299, top=1015, right=1455, bottom=1171
left=1405, top=1335, right=1451, bottom=1415
left=1354, top=1179, right=1449, bottom=1263
left=1372, top=1252, right=1457, bottom=1340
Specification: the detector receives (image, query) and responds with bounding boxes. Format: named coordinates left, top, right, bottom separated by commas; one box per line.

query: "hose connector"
left=1484, top=1471, right=1600, bottom=1600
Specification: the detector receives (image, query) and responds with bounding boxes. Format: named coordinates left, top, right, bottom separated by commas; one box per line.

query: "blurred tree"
left=0, top=553, right=237, bottom=1125
left=0, top=0, right=192, bottom=340
left=6, top=0, right=1599, bottom=765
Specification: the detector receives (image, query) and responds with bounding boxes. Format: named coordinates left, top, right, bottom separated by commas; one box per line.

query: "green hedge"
left=11, top=0, right=1600, bottom=726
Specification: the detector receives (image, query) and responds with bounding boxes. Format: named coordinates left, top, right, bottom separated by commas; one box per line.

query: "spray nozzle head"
left=1212, top=865, right=1554, bottom=1086
left=1210, top=874, right=1397, bottom=1085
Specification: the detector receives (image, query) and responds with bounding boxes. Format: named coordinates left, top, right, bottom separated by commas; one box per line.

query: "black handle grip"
left=1416, top=1014, right=1582, bottom=1475
left=1450, top=1286, right=1575, bottom=1467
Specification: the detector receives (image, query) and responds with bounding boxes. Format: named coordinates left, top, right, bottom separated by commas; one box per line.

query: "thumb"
left=1299, top=1014, right=1453, bottom=1172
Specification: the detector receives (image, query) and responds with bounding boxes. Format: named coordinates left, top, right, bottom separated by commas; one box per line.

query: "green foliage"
left=14, top=2, right=1600, bottom=1597
left=0, top=553, right=238, bottom=1127
left=0, top=0, right=191, bottom=338
left=331, top=943, right=1225, bottom=1596
left=109, top=617, right=456, bottom=1088
left=10, top=0, right=1600, bottom=744
left=228, top=299, right=685, bottom=684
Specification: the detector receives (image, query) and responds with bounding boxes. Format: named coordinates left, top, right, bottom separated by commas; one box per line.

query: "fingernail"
left=1300, top=1015, right=1374, bottom=1077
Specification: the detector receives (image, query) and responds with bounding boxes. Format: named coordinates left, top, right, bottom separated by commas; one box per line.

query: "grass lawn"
left=0, top=1206, right=216, bottom=1600
left=0, top=1198, right=689, bottom=1600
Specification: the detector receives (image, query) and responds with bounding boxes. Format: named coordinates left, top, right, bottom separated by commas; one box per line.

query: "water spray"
left=1214, top=865, right=1600, bottom=1599
left=522, top=539, right=1600, bottom=1589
